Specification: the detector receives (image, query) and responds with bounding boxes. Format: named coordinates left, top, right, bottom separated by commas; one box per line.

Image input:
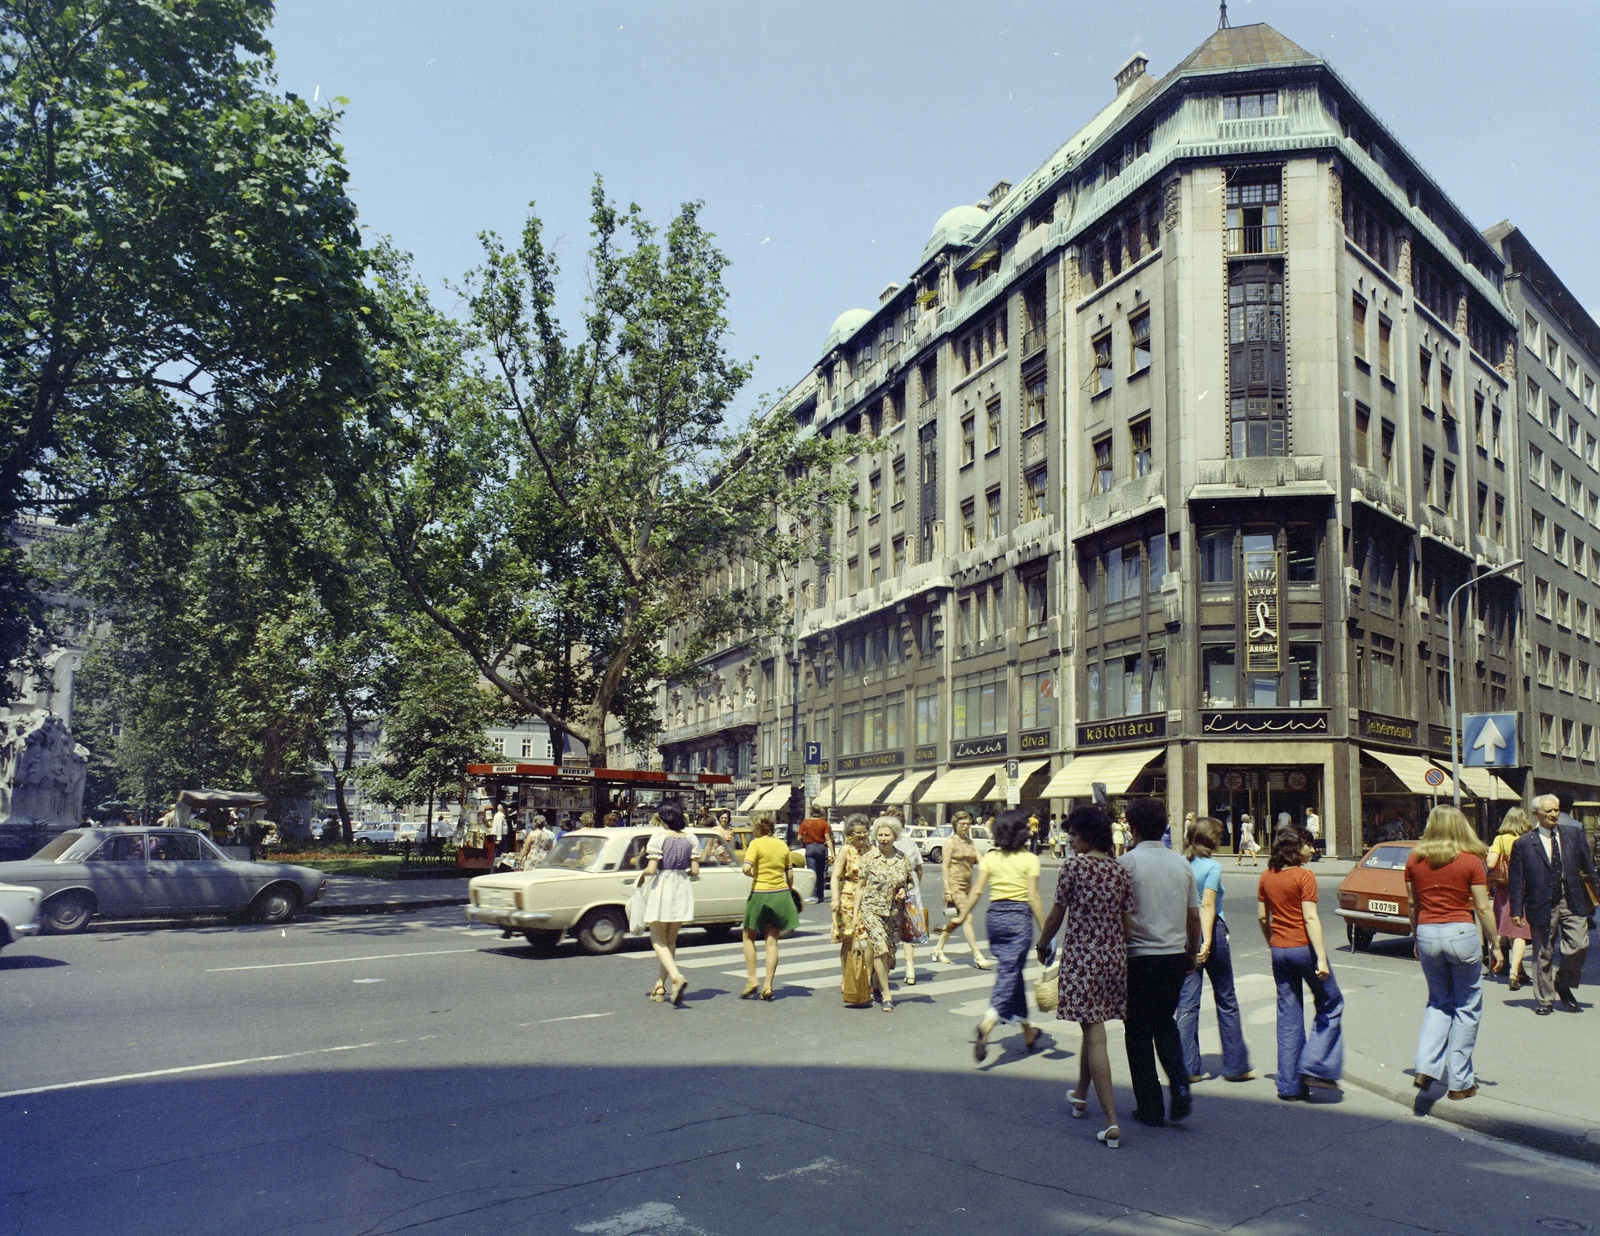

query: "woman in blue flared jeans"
left=1257, top=824, right=1342, bottom=1100
left=1404, top=806, right=1500, bottom=1100
left=1177, top=817, right=1252, bottom=1081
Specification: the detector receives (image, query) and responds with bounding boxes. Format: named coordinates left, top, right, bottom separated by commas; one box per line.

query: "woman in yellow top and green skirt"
left=741, top=814, right=801, bottom=1000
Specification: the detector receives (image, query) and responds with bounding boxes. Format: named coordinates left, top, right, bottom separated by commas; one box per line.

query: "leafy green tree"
left=0, top=0, right=372, bottom=696
left=361, top=187, right=850, bottom=761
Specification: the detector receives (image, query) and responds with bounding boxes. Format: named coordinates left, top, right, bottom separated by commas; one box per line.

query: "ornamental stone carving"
left=1397, top=237, right=1412, bottom=285
left=1163, top=179, right=1182, bottom=235
left=0, top=709, right=88, bottom=830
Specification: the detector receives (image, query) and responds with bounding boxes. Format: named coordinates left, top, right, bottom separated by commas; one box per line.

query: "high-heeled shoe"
left=671, top=978, right=689, bottom=1006
left=973, top=1023, right=989, bottom=1062
left=931, top=950, right=952, bottom=965
left=740, top=980, right=759, bottom=999
left=1022, top=1025, right=1042, bottom=1052
left=648, top=982, right=665, bottom=1002
left=974, top=956, right=995, bottom=970
left=1068, top=1092, right=1089, bottom=1119
left=1097, top=1125, right=1120, bottom=1149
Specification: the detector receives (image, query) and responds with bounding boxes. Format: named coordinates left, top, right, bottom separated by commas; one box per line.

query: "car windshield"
left=33, top=830, right=88, bottom=861
left=1362, top=845, right=1411, bottom=870
left=932, top=826, right=953, bottom=837
left=542, top=835, right=608, bottom=871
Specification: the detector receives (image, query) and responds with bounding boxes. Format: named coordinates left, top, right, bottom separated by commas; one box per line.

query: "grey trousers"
left=1530, top=897, right=1590, bottom=1007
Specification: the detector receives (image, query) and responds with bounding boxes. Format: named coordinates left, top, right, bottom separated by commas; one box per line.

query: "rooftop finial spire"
left=1219, top=0, right=1230, bottom=29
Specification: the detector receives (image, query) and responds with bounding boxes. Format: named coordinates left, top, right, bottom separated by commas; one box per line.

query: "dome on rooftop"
left=920, top=203, right=990, bottom=264
left=823, top=307, right=872, bottom=352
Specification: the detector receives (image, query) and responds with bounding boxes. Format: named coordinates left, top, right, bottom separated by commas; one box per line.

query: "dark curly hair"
left=657, top=803, right=687, bottom=833
left=1064, top=804, right=1114, bottom=854
left=1269, top=823, right=1311, bottom=871
left=992, top=808, right=1032, bottom=852
left=1125, top=797, right=1168, bottom=843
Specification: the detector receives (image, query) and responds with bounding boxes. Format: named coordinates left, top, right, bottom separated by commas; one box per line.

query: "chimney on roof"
left=878, top=282, right=900, bottom=306
left=988, top=180, right=1012, bottom=208
left=1114, top=53, right=1149, bottom=95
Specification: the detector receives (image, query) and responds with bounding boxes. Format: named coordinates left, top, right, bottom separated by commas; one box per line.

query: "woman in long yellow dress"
left=831, top=815, right=871, bottom=981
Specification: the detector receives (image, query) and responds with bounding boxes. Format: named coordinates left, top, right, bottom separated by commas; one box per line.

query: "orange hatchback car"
left=1335, top=840, right=1416, bottom=950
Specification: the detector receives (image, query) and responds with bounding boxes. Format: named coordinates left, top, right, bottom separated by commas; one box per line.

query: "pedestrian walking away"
left=798, top=803, right=834, bottom=904
left=1119, top=798, right=1201, bottom=1127
left=953, top=809, right=1045, bottom=1059
left=1235, top=813, right=1260, bottom=866
left=1176, top=816, right=1253, bottom=1083
left=1037, top=804, right=1133, bottom=1149
left=854, top=819, right=913, bottom=1010
left=1509, top=794, right=1598, bottom=1014
left=888, top=814, right=929, bottom=983
left=518, top=815, right=555, bottom=871
left=1486, top=808, right=1533, bottom=990
left=933, top=813, right=994, bottom=969
left=638, top=803, right=700, bottom=1006
left=740, top=813, right=801, bottom=1000
left=1258, top=824, right=1343, bottom=1100
left=1405, top=805, right=1500, bottom=1100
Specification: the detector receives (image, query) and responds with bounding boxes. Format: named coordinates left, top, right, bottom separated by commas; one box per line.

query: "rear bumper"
left=1335, top=907, right=1411, bottom=931
left=466, top=906, right=555, bottom=930
left=11, top=921, right=40, bottom=938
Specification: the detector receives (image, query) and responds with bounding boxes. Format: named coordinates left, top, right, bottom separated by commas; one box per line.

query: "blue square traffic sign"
left=1462, top=713, right=1519, bottom=767
left=804, top=742, right=822, bottom=766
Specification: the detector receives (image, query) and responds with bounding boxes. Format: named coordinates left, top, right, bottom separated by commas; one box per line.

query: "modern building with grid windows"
left=656, top=20, right=1599, bottom=855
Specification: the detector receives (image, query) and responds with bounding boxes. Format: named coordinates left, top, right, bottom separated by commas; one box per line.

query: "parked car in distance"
left=466, top=827, right=815, bottom=955
left=0, top=881, right=42, bottom=953
left=911, top=826, right=951, bottom=862
left=0, top=829, right=327, bottom=933
left=1335, top=840, right=1417, bottom=950
left=350, top=821, right=421, bottom=849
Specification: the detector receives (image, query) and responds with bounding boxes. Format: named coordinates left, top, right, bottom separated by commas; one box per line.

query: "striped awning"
left=812, top=779, right=855, bottom=809
left=983, top=759, right=1052, bottom=801
left=919, top=764, right=1001, bottom=805
left=840, top=772, right=903, bottom=807
left=1362, top=749, right=1467, bottom=799
left=748, top=784, right=797, bottom=813
left=1453, top=766, right=1519, bottom=801
left=885, top=770, right=935, bottom=805
left=1042, top=748, right=1164, bottom=799
left=736, top=788, right=764, bottom=812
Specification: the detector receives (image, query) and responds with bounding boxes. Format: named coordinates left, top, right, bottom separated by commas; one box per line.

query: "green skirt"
left=743, top=888, right=800, bottom=933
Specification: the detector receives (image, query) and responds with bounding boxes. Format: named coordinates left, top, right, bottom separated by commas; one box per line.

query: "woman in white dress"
left=638, top=803, right=699, bottom=1005
left=1235, top=812, right=1260, bottom=866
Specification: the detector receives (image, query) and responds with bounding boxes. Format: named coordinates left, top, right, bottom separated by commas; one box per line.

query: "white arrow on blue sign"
left=1462, top=713, right=1519, bottom=767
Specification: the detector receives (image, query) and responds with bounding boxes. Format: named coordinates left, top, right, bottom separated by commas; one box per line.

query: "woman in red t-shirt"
left=1405, top=805, right=1500, bottom=1101
left=1257, top=825, right=1343, bottom=1100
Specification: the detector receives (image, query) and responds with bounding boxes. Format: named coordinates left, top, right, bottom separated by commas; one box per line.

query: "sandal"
left=740, top=980, right=759, bottom=999
left=974, top=957, right=996, bottom=970
left=973, top=1023, right=989, bottom=1062
left=904, top=970, right=916, bottom=985
left=671, top=978, right=689, bottom=1006
left=760, top=986, right=774, bottom=1001
left=1023, top=1025, right=1042, bottom=1052
left=1069, top=1091, right=1088, bottom=1119
left=881, top=999, right=893, bottom=1012
left=648, top=982, right=665, bottom=1002
left=932, top=951, right=952, bottom=965
left=1097, top=1125, right=1121, bottom=1149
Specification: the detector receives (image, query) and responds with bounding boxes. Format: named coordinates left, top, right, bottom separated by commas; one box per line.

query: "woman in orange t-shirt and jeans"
left=1405, top=805, right=1501, bottom=1101
left=1257, top=824, right=1343, bottom=1101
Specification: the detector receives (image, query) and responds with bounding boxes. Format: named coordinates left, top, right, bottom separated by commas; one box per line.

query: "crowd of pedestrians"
left=618, top=788, right=1594, bottom=1144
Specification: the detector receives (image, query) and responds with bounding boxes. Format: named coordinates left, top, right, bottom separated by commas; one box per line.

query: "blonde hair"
left=1184, top=816, right=1226, bottom=859
left=1495, top=807, right=1532, bottom=838
left=1414, top=805, right=1489, bottom=869
left=751, top=813, right=776, bottom=837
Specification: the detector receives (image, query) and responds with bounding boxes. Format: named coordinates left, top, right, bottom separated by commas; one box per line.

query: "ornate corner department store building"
left=657, top=22, right=1600, bottom=857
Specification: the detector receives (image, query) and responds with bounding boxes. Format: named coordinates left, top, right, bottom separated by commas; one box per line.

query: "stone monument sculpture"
left=0, top=709, right=89, bottom=858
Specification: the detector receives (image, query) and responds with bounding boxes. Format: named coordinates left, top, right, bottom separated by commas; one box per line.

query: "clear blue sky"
left=269, top=0, right=1600, bottom=418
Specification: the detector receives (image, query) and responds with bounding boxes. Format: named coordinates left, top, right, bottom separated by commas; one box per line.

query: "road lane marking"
left=206, top=947, right=483, bottom=972
left=0, top=1040, right=396, bottom=1100
left=531, top=1012, right=616, bottom=1024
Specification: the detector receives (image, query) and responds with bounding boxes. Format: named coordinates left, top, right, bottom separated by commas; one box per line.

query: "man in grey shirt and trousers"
left=1120, top=797, right=1202, bottom=1126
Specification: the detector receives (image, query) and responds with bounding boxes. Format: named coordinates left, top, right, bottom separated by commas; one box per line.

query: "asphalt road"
left=2, top=867, right=1598, bottom=1236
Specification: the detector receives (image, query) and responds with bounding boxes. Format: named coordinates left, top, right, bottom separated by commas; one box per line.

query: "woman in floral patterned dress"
left=1038, top=803, right=1134, bottom=1149
left=853, top=819, right=912, bottom=1011
left=831, top=815, right=871, bottom=980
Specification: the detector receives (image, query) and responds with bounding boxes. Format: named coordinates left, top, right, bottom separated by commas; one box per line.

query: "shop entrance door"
left=1206, top=766, right=1322, bottom=852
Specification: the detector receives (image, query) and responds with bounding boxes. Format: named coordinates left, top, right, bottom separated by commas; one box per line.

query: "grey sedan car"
left=0, top=828, right=327, bottom=933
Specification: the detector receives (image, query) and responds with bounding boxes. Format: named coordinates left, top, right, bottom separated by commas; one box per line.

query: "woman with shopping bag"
left=833, top=815, right=873, bottom=1005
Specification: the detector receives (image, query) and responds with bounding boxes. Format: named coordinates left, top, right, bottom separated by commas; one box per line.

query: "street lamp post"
left=1446, top=559, right=1523, bottom=808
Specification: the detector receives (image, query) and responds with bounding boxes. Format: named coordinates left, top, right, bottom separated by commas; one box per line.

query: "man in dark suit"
left=1511, top=794, right=1598, bottom=1014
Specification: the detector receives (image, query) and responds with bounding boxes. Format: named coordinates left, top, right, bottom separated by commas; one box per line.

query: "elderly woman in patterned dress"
left=831, top=815, right=871, bottom=982
left=933, top=812, right=994, bottom=969
left=853, top=818, right=913, bottom=1011
left=1038, top=803, right=1134, bottom=1150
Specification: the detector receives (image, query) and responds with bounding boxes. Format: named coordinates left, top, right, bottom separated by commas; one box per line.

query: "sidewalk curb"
left=1341, top=1057, right=1600, bottom=1166
left=309, top=897, right=469, bottom=917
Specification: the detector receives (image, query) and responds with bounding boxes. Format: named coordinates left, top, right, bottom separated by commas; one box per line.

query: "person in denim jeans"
left=1177, top=817, right=1253, bottom=1082
left=1257, top=824, right=1342, bottom=1100
left=1405, top=805, right=1500, bottom=1099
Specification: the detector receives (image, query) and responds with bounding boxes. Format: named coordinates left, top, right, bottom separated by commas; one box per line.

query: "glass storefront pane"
left=1125, top=654, right=1143, bottom=715
left=1149, top=650, right=1166, bottom=712
left=1203, top=646, right=1236, bottom=707
left=1248, top=674, right=1279, bottom=707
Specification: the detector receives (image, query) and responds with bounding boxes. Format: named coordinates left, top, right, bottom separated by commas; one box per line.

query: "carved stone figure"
left=0, top=710, right=88, bottom=850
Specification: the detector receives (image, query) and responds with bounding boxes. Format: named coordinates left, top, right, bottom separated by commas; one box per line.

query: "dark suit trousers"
left=1126, top=953, right=1191, bottom=1120
left=1531, top=892, right=1590, bottom=1006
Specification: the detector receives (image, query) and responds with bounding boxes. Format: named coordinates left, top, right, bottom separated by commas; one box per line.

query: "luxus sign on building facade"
left=657, top=20, right=1598, bottom=856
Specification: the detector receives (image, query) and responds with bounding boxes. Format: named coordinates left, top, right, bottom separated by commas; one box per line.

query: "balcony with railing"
left=1226, top=225, right=1282, bottom=256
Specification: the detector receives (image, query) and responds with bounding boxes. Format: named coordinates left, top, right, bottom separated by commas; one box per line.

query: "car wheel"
left=1352, top=927, right=1375, bottom=951
left=574, top=907, right=628, bottom=955
left=701, top=922, right=735, bottom=942
left=354, top=837, right=371, bottom=847
left=523, top=929, right=561, bottom=957
left=42, top=891, right=94, bottom=935
left=927, top=847, right=942, bottom=864
left=253, top=884, right=301, bottom=924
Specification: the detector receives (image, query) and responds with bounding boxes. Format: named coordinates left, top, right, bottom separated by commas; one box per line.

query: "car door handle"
left=622, top=877, right=641, bottom=886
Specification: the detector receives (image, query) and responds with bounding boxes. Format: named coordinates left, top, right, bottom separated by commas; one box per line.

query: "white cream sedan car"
left=466, top=827, right=816, bottom=955
left=0, top=881, right=42, bottom=953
